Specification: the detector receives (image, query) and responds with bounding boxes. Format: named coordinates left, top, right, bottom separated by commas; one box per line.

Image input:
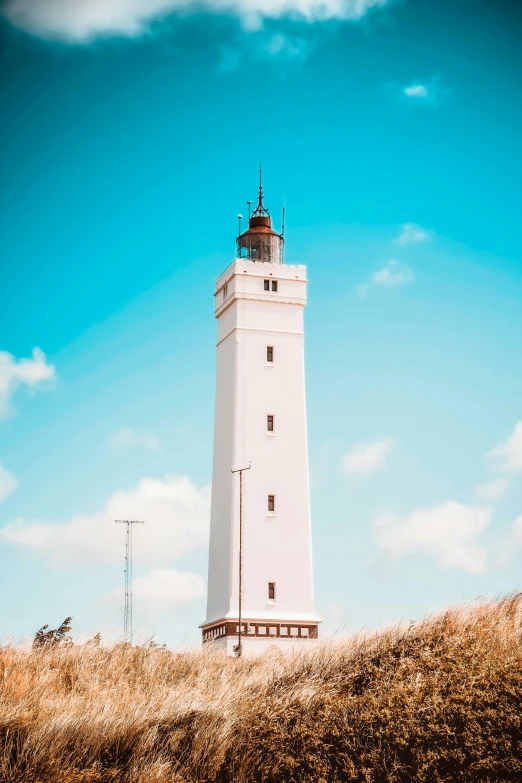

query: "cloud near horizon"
left=374, top=501, right=490, bottom=574
left=341, top=437, right=393, bottom=475
left=112, top=428, right=162, bottom=452
left=0, top=475, right=210, bottom=565
left=1, top=0, right=393, bottom=42
left=102, top=567, right=206, bottom=612
left=489, top=422, right=522, bottom=475
left=475, top=478, right=508, bottom=502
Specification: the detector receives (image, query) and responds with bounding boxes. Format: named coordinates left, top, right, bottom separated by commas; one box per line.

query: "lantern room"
left=236, top=170, right=284, bottom=264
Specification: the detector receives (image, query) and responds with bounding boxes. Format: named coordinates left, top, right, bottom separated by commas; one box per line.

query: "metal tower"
left=115, top=519, right=145, bottom=643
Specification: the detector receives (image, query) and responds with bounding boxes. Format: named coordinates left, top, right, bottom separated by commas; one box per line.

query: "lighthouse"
left=201, top=172, right=320, bottom=654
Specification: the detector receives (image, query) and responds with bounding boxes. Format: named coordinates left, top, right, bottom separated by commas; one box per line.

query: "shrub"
left=1, top=595, right=522, bottom=782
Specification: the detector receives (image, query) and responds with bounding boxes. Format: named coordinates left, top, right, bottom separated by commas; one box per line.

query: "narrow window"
left=272, top=280, right=278, bottom=292
left=268, top=494, right=275, bottom=512
left=268, top=582, right=276, bottom=601
left=222, top=284, right=228, bottom=302
left=264, top=279, right=270, bottom=291
left=267, top=415, right=274, bottom=432
left=267, top=346, right=273, bottom=363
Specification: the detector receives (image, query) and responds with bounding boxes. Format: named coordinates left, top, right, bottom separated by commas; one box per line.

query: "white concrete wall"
left=205, top=328, right=236, bottom=623
left=205, top=635, right=319, bottom=657
left=204, top=259, right=320, bottom=648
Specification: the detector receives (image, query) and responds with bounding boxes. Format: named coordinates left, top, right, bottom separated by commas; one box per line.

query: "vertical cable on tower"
left=115, top=519, right=145, bottom=643
left=231, top=463, right=251, bottom=657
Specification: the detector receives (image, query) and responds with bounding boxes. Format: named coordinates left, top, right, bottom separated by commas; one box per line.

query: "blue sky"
left=1, top=0, right=521, bottom=646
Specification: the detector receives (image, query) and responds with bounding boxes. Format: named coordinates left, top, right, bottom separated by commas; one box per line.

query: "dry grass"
left=2, top=594, right=522, bottom=782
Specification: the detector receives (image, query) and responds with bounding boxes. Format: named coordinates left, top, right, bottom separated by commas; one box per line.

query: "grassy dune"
left=2, top=594, right=522, bottom=782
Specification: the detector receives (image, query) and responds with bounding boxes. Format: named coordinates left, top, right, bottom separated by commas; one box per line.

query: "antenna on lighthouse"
left=115, top=519, right=145, bottom=644
left=247, top=200, right=252, bottom=259
left=281, top=205, right=286, bottom=263
left=237, top=214, right=243, bottom=258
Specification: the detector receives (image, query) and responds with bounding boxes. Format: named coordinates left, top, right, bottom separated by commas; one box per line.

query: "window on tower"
left=268, top=495, right=275, bottom=512
left=267, top=415, right=274, bottom=432
left=267, top=346, right=273, bottom=363
left=268, top=582, right=276, bottom=601
left=272, top=280, right=278, bottom=292
left=264, top=280, right=270, bottom=291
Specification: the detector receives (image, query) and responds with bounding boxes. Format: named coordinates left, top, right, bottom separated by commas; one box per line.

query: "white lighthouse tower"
left=201, top=173, right=320, bottom=654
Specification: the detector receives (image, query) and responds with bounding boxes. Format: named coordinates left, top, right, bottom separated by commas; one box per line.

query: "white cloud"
left=404, top=83, right=428, bottom=98
left=374, top=500, right=490, bottom=574
left=394, top=223, right=431, bottom=246
left=0, top=463, right=18, bottom=501
left=218, top=24, right=321, bottom=72
left=373, top=260, right=413, bottom=286
left=112, top=428, right=161, bottom=452
left=264, top=32, right=302, bottom=57
left=1, top=0, right=392, bottom=42
left=489, top=422, right=522, bottom=475
left=341, top=437, right=393, bottom=475
left=358, top=260, right=413, bottom=297
left=475, top=478, right=508, bottom=502
left=400, top=76, right=449, bottom=108
left=511, top=515, right=522, bottom=547
left=498, top=514, right=522, bottom=568
left=103, top=568, right=205, bottom=612
left=0, top=347, right=55, bottom=419
left=0, top=475, right=210, bottom=565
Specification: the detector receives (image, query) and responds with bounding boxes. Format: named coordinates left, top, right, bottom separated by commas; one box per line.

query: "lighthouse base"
left=200, top=617, right=320, bottom=657
left=207, top=634, right=319, bottom=657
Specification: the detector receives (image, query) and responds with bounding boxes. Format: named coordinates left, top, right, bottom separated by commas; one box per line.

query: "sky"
left=1, top=0, right=522, bottom=647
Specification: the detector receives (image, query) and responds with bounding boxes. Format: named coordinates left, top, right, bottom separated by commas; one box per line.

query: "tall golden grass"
left=2, top=593, right=522, bottom=782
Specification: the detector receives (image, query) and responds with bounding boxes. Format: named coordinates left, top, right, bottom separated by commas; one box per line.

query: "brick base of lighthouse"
left=200, top=618, right=320, bottom=656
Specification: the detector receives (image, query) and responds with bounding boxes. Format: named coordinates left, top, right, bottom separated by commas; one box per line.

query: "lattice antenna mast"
left=115, top=520, right=145, bottom=643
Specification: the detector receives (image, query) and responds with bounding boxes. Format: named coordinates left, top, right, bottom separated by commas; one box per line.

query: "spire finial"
left=252, top=163, right=270, bottom=218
